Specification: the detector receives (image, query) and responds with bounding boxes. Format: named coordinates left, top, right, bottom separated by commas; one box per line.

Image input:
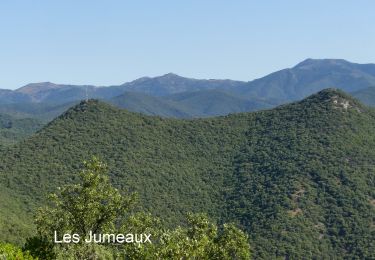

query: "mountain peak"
left=164, top=72, right=179, bottom=76
left=301, top=88, right=363, bottom=111
left=57, top=99, right=109, bottom=119
left=294, top=58, right=351, bottom=69
left=158, top=73, right=184, bottom=79
left=16, top=82, right=60, bottom=94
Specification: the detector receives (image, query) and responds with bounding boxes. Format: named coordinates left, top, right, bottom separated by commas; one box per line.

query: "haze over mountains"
left=1, top=58, right=375, bottom=120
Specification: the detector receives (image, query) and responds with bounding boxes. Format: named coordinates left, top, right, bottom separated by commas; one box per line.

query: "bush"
left=0, top=242, right=34, bottom=260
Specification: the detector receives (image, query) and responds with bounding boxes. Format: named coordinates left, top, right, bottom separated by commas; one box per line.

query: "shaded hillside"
left=0, top=101, right=79, bottom=121
left=0, top=90, right=374, bottom=258
left=351, top=86, right=375, bottom=106
left=164, top=89, right=273, bottom=117
left=109, top=91, right=190, bottom=118
left=0, top=89, right=31, bottom=104
left=110, top=90, right=273, bottom=118
left=0, top=113, right=43, bottom=146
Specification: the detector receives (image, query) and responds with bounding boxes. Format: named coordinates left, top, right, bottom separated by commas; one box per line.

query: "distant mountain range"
left=234, top=58, right=375, bottom=103
left=1, top=58, right=375, bottom=120
left=4, top=73, right=247, bottom=104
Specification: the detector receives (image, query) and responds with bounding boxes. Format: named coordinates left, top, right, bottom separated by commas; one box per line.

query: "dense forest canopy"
left=0, top=89, right=374, bottom=258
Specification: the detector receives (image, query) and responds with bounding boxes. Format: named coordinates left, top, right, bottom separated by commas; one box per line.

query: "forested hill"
left=0, top=113, right=43, bottom=146
left=0, top=89, right=374, bottom=258
left=224, top=89, right=375, bottom=258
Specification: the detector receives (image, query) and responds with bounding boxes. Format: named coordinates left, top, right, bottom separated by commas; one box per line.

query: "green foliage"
left=224, top=89, right=375, bottom=258
left=32, top=157, right=135, bottom=259
left=0, top=89, right=374, bottom=258
left=120, top=213, right=250, bottom=259
left=23, top=236, right=56, bottom=260
left=29, top=158, right=250, bottom=259
left=0, top=242, right=34, bottom=260
left=0, top=186, right=35, bottom=245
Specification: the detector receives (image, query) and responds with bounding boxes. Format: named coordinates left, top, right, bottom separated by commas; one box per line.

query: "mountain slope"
left=0, top=89, right=31, bottom=104
left=0, top=90, right=374, bottom=258
left=15, top=82, right=125, bottom=104
left=109, top=91, right=190, bottom=117
left=120, top=73, right=247, bottom=96
left=0, top=100, right=250, bottom=244
left=234, top=59, right=375, bottom=103
left=0, top=101, right=80, bottom=121
left=164, top=89, right=273, bottom=117
left=110, top=90, right=273, bottom=118
left=224, top=89, right=375, bottom=258
left=0, top=113, right=43, bottom=146
left=6, top=74, right=247, bottom=105
left=351, top=86, right=375, bottom=106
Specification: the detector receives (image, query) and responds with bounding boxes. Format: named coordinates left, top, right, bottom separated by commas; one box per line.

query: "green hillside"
left=110, top=90, right=273, bottom=118
left=164, top=89, right=272, bottom=117
left=0, top=185, right=34, bottom=244
left=0, top=101, right=79, bottom=121
left=224, top=90, right=375, bottom=258
left=0, top=89, right=374, bottom=258
left=0, top=113, right=43, bottom=146
left=109, top=91, right=190, bottom=117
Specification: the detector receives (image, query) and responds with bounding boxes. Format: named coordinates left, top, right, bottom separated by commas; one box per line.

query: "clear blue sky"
left=1, top=1, right=374, bottom=89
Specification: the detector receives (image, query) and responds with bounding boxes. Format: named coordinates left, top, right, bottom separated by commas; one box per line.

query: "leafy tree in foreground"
left=36, top=157, right=136, bottom=238
left=0, top=242, right=34, bottom=259
left=27, top=157, right=250, bottom=259
left=120, top=213, right=251, bottom=259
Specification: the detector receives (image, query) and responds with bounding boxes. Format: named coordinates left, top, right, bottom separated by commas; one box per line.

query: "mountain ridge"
left=234, top=59, right=375, bottom=102
left=1, top=58, right=375, bottom=122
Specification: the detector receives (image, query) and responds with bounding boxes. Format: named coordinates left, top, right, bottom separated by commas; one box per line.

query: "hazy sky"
left=1, top=1, right=374, bottom=89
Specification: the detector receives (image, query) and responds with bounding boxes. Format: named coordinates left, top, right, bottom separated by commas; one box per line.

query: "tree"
left=0, top=242, right=35, bottom=260
left=32, top=157, right=136, bottom=259
left=119, top=212, right=251, bottom=259
left=28, top=157, right=250, bottom=259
